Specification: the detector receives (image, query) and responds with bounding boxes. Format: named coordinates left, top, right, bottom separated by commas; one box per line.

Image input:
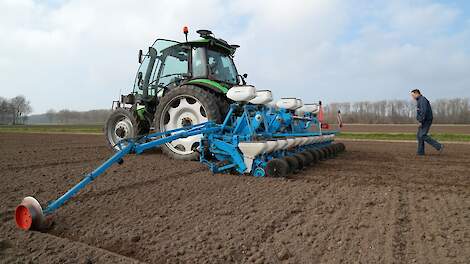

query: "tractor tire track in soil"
left=1, top=133, right=470, bottom=263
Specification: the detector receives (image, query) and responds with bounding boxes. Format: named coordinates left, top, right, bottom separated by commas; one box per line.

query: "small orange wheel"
left=15, top=205, right=33, bottom=231
left=14, top=196, right=48, bottom=231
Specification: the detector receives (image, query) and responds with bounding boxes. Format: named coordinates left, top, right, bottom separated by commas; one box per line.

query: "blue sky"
left=1, top=0, right=469, bottom=114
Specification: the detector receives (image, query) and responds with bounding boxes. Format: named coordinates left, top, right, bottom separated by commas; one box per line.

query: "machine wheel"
left=284, top=156, right=299, bottom=173
left=338, top=142, right=346, bottom=152
left=281, top=157, right=293, bottom=174
left=105, top=108, right=141, bottom=151
left=332, top=143, right=339, bottom=153
left=154, top=86, right=224, bottom=160
left=323, top=146, right=332, bottom=158
left=293, top=154, right=306, bottom=170
left=308, top=149, right=320, bottom=163
left=318, top=148, right=328, bottom=160
left=301, top=151, right=314, bottom=166
left=265, top=158, right=289, bottom=178
left=334, top=143, right=342, bottom=153
left=327, top=145, right=337, bottom=157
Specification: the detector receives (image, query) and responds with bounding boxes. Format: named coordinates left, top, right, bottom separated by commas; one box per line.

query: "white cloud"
left=0, top=0, right=469, bottom=113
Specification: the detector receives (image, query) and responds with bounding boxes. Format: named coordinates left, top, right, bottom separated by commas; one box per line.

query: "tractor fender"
left=186, top=79, right=229, bottom=94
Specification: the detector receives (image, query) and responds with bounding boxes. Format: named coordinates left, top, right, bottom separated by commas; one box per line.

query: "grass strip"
left=337, top=132, right=470, bottom=142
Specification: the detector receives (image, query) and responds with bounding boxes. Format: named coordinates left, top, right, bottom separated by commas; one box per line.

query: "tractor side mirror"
left=138, top=49, right=143, bottom=64
left=239, top=73, right=248, bottom=85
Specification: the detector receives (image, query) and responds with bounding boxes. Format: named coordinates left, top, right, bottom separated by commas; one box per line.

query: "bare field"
left=342, top=124, right=470, bottom=134
left=0, top=133, right=469, bottom=263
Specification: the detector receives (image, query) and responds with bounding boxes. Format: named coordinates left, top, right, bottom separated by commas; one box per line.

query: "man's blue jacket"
left=416, top=95, right=433, bottom=123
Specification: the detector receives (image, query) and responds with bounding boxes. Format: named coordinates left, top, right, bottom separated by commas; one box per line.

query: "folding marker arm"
left=14, top=122, right=219, bottom=231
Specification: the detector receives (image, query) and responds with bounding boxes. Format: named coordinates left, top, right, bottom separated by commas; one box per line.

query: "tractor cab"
left=133, top=30, right=240, bottom=104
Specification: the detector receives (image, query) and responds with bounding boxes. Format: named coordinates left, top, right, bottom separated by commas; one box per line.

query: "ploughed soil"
left=0, top=133, right=469, bottom=264
left=342, top=124, right=470, bottom=134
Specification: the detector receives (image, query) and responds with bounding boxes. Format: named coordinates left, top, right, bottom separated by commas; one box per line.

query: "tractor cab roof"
left=188, top=30, right=239, bottom=55
left=157, top=29, right=238, bottom=56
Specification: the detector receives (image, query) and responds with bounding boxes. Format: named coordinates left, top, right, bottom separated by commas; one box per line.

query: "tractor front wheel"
left=104, top=108, right=140, bottom=151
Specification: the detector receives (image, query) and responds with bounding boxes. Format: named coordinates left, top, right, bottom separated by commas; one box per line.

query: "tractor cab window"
left=207, top=50, right=238, bottom=85
left=133, top=39, right=179, bottom=96
left=159, top=48, right=189, bottom=87
left=192, top=47, right=206, bottom=78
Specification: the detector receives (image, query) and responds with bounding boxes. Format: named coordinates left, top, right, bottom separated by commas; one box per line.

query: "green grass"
left=0, top=124, right=102, bottom=134
left=2, top=125, right=470, bottom=142
left=337, top=132, right=470, bottom=142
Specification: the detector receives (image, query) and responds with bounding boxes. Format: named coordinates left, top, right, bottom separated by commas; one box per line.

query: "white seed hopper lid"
left=227, top=86, right=256, bottom=102
left=249, top=90, right=273, bottom=105
left=276, top=98, right=297, bottom=110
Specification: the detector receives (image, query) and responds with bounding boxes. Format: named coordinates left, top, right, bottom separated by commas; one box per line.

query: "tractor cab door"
left=133, top=39, right=180, bottom=98
left=156, top=45, right=189, bottom=90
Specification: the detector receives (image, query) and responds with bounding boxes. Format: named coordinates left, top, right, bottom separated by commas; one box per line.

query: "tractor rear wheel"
left=154, top=85, right=224, bottom=160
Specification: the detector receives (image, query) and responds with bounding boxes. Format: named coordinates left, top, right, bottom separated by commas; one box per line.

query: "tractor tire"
left=154, top=85, right=223, bottom=160
left=104, top=108, right=140, bottom=151
left=265, top=158, right=289, bottom=178
left=215, top=92, right=231, bottom=119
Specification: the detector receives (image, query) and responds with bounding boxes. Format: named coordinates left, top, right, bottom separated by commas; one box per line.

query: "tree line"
left=42, top=109, right=111, bottom=124
left=0, top=95, right=32, bottom=125
left=2, top=96, right=469, bottom=125
left=324, top=98, right=470, bottom=124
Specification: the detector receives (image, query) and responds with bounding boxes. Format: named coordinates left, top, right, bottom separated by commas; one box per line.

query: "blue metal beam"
left=43, top=142, right=135, bottom=215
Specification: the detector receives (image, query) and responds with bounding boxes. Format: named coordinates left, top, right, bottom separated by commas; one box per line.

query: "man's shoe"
left=438, top=144, right=444, bottom=154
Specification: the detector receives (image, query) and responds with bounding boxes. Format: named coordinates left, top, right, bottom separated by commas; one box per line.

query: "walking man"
left=410, top=89, right=443, bottom=155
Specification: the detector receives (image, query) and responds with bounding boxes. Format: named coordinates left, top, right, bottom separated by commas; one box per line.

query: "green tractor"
left=105, top=29, right=247, bottom=160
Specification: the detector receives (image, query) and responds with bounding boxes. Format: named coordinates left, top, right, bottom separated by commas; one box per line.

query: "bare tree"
left=10, top=95, right=32, bottom=125
left=0, top=97, right=12, bottom=124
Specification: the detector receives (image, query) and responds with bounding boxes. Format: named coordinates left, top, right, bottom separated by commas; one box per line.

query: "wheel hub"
left=114, top=119, right=132, bottom=140
left=181, top=117, right=193, bottom=127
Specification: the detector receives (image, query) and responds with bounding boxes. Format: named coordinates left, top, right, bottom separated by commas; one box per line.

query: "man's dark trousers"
left=417, top=120, right=442, bottom=155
